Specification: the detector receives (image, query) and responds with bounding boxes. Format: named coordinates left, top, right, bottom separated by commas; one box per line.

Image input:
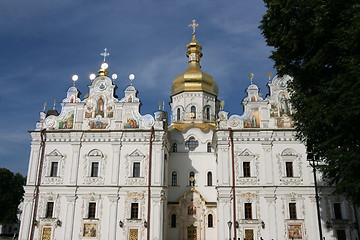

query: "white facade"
left=19, top=33, right=359, bottom=240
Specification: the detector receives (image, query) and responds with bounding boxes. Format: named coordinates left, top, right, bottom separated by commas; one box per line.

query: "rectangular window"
left=286, top=162, right=293, bottom=177
left=336, top=229, right=347, bottom=240
left=91, top=162, right=99, bottom=177
left=289, top=203, right=297, bottom=219
left=131, top=203, right=139, bottom=219
left=243, top=162, right=251, bottom=177
left=45, top=202, right=54, bottom=218
left=50, top=162, right=58, bottom=177
left=334, top=203, right=342, bottom=219
left=88, top=202, right=96, bottom=219
left=245, top=203, right=252, bottom=219
left=133, top=162, right=140, bottom=177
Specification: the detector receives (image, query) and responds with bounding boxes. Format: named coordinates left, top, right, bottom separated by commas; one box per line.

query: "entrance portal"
left=187, top=224, right=197, bottom=240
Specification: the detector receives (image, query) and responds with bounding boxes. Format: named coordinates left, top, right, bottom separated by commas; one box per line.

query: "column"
left=64, top=196, right=76, bottom=240
left=70, top=144, right=81, bottom=184
left=262, top=143, right=273, bottom=184
left=107, top=195, right=118, bottom=240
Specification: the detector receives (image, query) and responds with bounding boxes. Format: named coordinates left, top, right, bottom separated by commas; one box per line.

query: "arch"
left=88, top=149, right=104, bottom=158
left=171, top=171, right=177, bottom=186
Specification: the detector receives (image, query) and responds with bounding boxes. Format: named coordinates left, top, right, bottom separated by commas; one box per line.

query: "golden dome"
left=171, top=34, right=219, bottom=96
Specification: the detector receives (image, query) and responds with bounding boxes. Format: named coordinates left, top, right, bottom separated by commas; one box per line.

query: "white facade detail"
left=19, top=33, right=359, bottom=240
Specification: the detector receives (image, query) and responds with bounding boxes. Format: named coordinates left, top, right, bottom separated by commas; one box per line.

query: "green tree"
left=0, top=168, right=26, bottom=224
left=260, top=1, right=360, bottom=204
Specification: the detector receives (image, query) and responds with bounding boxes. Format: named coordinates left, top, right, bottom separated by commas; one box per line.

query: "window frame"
left=334, top=202, right=342, bottom=220
left=244, top=203, right=252, bottom=220
left=171, top=214, right=177, bottom=228
left=289, top=202, right=297, bottom=220
left=91, top=162, right=99, bottom=177
left=208, top=214, right=213, bottom=228
left=45, top=202, right=54, bottom=218
left=132, top=162, right=141, bottom=177
left=88, top=202, right=96, bottom=219
left=173, top=143, right=177, bottom=152
left=207, top=171, right=213, bottom=186
left=171, top=171, right=177, bottom=186
left=243, top=161, right=251, bottom=177
left=285, top=162, right=294, bottom=177
left=50, top=162, right=58, bottom=177
left=131, top=203, right=139, bottom=219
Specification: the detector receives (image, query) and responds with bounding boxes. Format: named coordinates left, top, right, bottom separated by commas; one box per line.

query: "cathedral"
left=19, top=22, right=359, bottom=240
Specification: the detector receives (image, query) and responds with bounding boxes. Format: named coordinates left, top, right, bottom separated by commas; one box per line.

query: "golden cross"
left=188, top=19, right=199, bottom=35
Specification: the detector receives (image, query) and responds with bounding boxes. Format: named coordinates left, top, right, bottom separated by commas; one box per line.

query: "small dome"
left=125, top=85, right=136, bottom=92
left=171, top=35, right=218, bottom=96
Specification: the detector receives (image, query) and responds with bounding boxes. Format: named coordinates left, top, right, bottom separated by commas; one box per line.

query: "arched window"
left=207, top=172, right=212, bottom=186
left=206, top=107, right=210, bottom=120
left=207, top=142, right=212, bottom=153
left=177, top=108, right=180, bottom=121
left=171, top=171, right=177, bottom=186
left=171, top=214, right=177, bottom=228
left=189, top=171, right=195, bottom=186
left=173, top=143, right=177, bottom=152
left=191, top=106, right=196, bottom=119
left=208, top=214, right=213, bottom=228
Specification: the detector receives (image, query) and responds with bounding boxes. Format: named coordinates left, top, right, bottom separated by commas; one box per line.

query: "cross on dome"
left=188, top=19, right=199, bottom=35
left=100, top=48, right=110, bottom=62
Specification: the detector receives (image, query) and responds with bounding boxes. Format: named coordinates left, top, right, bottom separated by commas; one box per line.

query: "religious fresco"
left=58, top=111, right=74, bottom=129
left=41, top=227, right=52, bottom=240
left=125, top=118, right=138, bottom=128
left=95, top=97, right=105, bottom=118
left=244, top=108, right=260, bottom=128
left=288, top=225, right=302, bottom=239
left=89, top=120, right=109, bottom=129
left=270, top=93, right=294, bottom=128
left=85, top=106, right=93, bottom=119
left=83, top=223, right=97, bottom=237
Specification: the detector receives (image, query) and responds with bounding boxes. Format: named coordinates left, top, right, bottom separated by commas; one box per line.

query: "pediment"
left=128, top=149, right=145, bottom=157
left=239, top=149, right=255, bottom=157
left=47, top=149, right=63, bottom=157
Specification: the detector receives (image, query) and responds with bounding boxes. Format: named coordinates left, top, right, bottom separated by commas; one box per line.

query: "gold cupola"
left=171, top=23, right=219, bottom=97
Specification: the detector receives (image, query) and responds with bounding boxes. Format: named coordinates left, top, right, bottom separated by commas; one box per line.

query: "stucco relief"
left=125, top=149, right=148, bottom=186
left=276, top=149, right=303, bottom=185
left=83, top=149, right=107, bottom=185
left=41, top=149, right=66, bottom=185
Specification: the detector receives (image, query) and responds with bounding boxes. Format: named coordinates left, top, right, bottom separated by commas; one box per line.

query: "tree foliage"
left=260, top=0, right=360, bottom=204
left=0, top=168, right=25, bottom=224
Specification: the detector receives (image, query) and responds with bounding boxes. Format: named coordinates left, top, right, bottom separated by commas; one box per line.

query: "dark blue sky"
left=0, top=0, right=276, bottom=176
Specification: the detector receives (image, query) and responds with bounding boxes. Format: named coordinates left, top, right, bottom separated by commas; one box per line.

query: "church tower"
left=170, top=19, right=219, bottom=130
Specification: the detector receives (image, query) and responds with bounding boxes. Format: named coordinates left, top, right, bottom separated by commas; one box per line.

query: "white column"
left=262, top=143, right=273, bottom=184
left=18, top=196, right=33, bottom=240
left=265, top=196, right=276, bottom=239
left=111, top=143, right=121, bottom=185
left=27, top=143, right=41, bottom=185
left=107, top=196, right=118, bottom=240
left=64, top=196, right=76, bottom=240
left=70, top=144, right=81, bottom=184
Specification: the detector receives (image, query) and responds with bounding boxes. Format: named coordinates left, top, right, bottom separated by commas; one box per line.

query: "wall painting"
left=288, top=225, right=302, bottom=239
left=58, top=111, right=74, bottom=129
left=244, top=108, right=260, bottom=128
left=83, top=223, right=97, bottom=237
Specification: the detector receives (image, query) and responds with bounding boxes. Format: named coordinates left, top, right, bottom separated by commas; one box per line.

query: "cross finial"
left=100, top=48, right=110, bottom=62
left=188, top=19, right=199, bottom=35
